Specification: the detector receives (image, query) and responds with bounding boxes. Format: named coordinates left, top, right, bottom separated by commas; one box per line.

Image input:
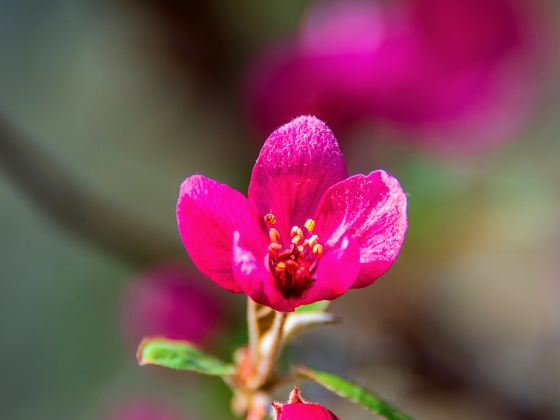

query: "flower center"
left=265, top=214, right=324, bottom=299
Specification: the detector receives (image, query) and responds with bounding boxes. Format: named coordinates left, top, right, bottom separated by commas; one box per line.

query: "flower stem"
left=247, top=297, right=260, bottom=365
left=257, top=311, right=287, bottom=386
left=246, top=392, right=269, bottom=420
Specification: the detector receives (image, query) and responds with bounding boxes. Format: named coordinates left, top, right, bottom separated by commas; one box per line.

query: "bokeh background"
left=1, top=0, right=559, bottom=419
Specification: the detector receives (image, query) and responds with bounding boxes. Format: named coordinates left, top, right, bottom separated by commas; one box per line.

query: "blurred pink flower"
left=105, top=398, right=182, bottom=420
left=245, top=0, right=550, bottom=152
left=121, top=264, right=225, bottom=346
left=176, top=116, right=407, bottom=312
left=272, top=387, right=339, bottom=419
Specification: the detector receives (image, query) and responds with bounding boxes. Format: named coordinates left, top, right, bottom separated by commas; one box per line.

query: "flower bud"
left=272, top=387, right=339, bottom=419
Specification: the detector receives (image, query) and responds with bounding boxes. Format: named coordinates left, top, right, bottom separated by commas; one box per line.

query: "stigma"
left=264, top=215, right=324, bottom=298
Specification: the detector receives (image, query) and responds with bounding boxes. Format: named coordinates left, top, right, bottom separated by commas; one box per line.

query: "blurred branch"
left=138, top=0, right=236, bottom=96
left=389, top=311, right=555, bottom=420
left=0, top=114, right=181, bottom=267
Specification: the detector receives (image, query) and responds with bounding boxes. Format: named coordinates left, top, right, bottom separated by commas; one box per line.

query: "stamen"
left=312, top=244, right=323, bottom=256
left=267, top=216, right=324, bottom=299
left=268, top=243, right=282, bottom=254
left=269, top=228, right=281, bottom=243
left=304, top=219, right=316, bottom=232
left=308, top=235, right=319, bottom=248
left=290, top=226, right=303, bottom=239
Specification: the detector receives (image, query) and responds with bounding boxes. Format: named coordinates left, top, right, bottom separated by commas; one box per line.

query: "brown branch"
left=134, top=0, right=237, bottom=96
left=386, top=310, right=555, bottom=420
left=0, top=114, right=181, bottom=267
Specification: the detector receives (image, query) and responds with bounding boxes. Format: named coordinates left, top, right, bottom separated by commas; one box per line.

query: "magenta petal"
left=314, top=170, right=407, bottom=288
left=232, top=231, right=297, bottom=312
left=177, top=175, right=264, bottom=293
left=298, top=237, right=360, bottom=305
left=248, top=116, right=348, bottom=236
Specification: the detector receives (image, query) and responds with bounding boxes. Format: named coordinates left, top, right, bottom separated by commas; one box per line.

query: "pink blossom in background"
left=245, top=0, right=400, bottom=134
left=272, top=387, right=339, bottom=420
left=245, top=0, right=550, bottom=152
left=121, top=264, right=225, bottom=346
left=177, top=116, right=407, bottom=312
left=105, top=398, right=182, bottom=420
left=366, top=0, right=549, bottom=151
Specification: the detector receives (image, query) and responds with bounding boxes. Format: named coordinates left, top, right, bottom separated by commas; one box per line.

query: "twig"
left=0, top=114, right=180, bottom=267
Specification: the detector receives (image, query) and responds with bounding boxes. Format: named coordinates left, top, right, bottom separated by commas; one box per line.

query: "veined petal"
left=297, top=237, right=360, bottom=305
left=232, top=231, right=297, bottom=312
left=314, top=170, right=407, bottom=288
left=176, top=175, right=264, bottom=293
left=248, top=116, right=348, bottom=237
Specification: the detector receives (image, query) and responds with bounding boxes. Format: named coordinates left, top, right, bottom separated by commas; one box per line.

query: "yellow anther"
left=290, top=227, right=304, bottom=240
left=269, top=228, right=281, bottom=243
left=312, top=244, right=324, bottom=256
left=297, top=245, right=304, bottom=253
left=276, top=262, right=286, bottom=272
left=308, top=235, right=319, bottom=248
left=304, top=219, right=315, bottom=232
left=291, top=235, right=302, bottom=245
left=265, top=213, right=276, bottom=225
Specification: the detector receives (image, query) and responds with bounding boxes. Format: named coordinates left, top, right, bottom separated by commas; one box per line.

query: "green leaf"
left=137, top=336, right=235, bottom=376
left=295, top=300, right=330, bottom=313
left=297, top=367, right=412, bottom=420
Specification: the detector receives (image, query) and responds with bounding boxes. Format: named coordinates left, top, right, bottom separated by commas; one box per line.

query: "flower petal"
left=177, top=175, right=264, bottom=293
left=232, top=231, right=297, bottom=312
left=248, top=116, right=348, bottom=237
left=297, top=237, right=360, bottom=305
left=314, top=170, right=407, bottom=288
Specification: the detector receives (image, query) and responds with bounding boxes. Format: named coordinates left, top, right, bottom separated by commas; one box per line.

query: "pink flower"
left=245, top=0, right=549, bottom=152
left=121, top=264, right=225, bottom=345
left=176, top=116, right=407, bottom=312
left=272, top=387, right=339, bottom=420
left=366, top=0, right=548, bottom=151
left=245, top=0, right=406, bottom=133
